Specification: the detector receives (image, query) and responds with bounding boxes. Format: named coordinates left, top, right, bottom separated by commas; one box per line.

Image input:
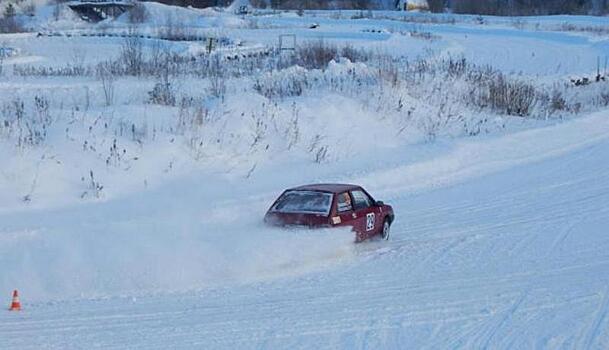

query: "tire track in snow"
left=401, top=236, right=473, bottom=280
left=582, top=285, right=609, bottom=350
left=546, top=215, right=588, bottom=260
left=478, top=291, right=528, bottom=349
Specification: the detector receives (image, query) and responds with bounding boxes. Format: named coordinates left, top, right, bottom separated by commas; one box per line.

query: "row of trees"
left=265, top=0, right=374, bottom=9
left=5, top=0, right=604, bottom=15
left=244, top=0, right=609, bottom=14
left=147, top=0, right=373, bottom=9
left=142, top=0, right=233, bottom=7
left=263, top=0, right=609, bottom=14
left=448, top=0, right=609, bottom=16
left=167, top=0, right=609, bottom=14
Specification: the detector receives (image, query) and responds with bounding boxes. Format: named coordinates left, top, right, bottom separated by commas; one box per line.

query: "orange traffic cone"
left=9, top=290, right=21, bottom=311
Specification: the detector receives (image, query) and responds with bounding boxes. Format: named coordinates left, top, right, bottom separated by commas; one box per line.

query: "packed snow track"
left=2, top=113, right=609, bottom=349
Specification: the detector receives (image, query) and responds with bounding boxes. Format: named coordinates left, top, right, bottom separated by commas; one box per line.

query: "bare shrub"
left=253, top=46, right=376, bottom=100
left=81, top=170, right=103, bottom=199
left=419, top=99, right=457, bottom=141
left=340, top=44, right=371, bottom=62
left=408, top=29, right=441, bottom=41
left=0, top=97, right=52, bottom=149
left=376, top=56, right=399, bottom=87
left=34, top=95, right=51, bottom=125
left=395, top=14, right=456, bottom=25
left=208, top=55, right=226, bottom=98
left=176, top=97, right=207, bottom=134
left=286, top=102, right=300, bottom=149
left=557, top=22, right=609, bottom=35
left=120, top=32, right=144, bottom=76
left=104, top=138, right=130, bottom=167
left=148, top=82, right=176, bottom=106
left=148, top=50, right=176, bottom=105
left=254, top=67, right=309, bottom=99
left=444, top=57, right=467, bottom=78
left=548, top=89, right=568, bottom=113
left=470, top=72, right=537, bottom=116
left=308, top=134, right=329, bottom=163
left=14, top=64, right=93, bottom=77
left=296, top=40, right=338, bottom=70
left=283, top=41, right=371, bottom=71
left=97, top=62, right=116, bottom=106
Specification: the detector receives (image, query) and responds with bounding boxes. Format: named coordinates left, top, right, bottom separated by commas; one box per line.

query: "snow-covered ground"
left=1, top=2, right=609, bottom=348
left=2, top=107, right=609, bottom=349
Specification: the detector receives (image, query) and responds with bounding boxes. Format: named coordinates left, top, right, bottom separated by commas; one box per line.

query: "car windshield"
left=271, top=190, right=333, bottom=215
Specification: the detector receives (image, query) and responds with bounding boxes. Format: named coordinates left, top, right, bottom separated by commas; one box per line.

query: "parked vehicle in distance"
left=264, top=184, right=395, bottom=242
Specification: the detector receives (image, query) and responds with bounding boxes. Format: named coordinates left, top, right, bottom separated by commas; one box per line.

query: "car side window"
left=337, top=192, right=353, bottom=213
left=351, top=190, right=372, bottom=210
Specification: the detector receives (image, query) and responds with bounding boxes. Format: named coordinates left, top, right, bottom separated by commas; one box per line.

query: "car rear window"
left=271, top=190, right=333, bottom=216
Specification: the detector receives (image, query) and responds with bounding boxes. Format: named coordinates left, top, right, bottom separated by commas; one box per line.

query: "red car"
left=264, top=184, right=395, bottom=242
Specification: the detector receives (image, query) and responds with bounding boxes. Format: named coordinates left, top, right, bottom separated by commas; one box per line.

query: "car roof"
left=288, top=183, right=361, bottom=194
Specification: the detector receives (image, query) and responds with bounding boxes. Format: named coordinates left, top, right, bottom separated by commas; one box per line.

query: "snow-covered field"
left=1, top=2, right=609, bottom=348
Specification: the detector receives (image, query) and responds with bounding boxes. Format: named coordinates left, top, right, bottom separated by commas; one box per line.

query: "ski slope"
left=2, top=109, right=609, bottom=349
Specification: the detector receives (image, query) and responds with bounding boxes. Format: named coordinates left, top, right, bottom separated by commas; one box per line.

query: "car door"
left=333, top=191, right=358, bottom=231
left=350, top=189, right=380, bottom=240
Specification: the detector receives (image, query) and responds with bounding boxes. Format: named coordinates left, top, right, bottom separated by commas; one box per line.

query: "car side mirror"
left=375, top=201, right=384, bottom=206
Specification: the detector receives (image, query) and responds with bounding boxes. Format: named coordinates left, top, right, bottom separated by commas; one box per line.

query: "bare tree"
left=97, top=62, right=116, bottom=106
left=120, top=30, right=144, bottom=76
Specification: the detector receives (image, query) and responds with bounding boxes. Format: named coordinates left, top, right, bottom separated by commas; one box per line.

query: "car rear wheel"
left=381, top=218, right=390, bottom=240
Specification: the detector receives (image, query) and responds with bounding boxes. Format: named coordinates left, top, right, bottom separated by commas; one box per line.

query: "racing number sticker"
left=366, top=213, right=375, bottom=231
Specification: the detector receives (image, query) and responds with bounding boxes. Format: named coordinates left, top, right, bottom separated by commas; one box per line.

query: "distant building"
left=396, top=0, right=429, bottom=11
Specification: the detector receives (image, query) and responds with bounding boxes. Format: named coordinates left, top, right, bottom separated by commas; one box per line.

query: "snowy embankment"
left=1, top=2, right=609, bottom=348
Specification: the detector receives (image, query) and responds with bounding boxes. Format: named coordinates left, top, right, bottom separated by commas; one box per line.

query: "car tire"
left=381, top=218, right=391, bottom=240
